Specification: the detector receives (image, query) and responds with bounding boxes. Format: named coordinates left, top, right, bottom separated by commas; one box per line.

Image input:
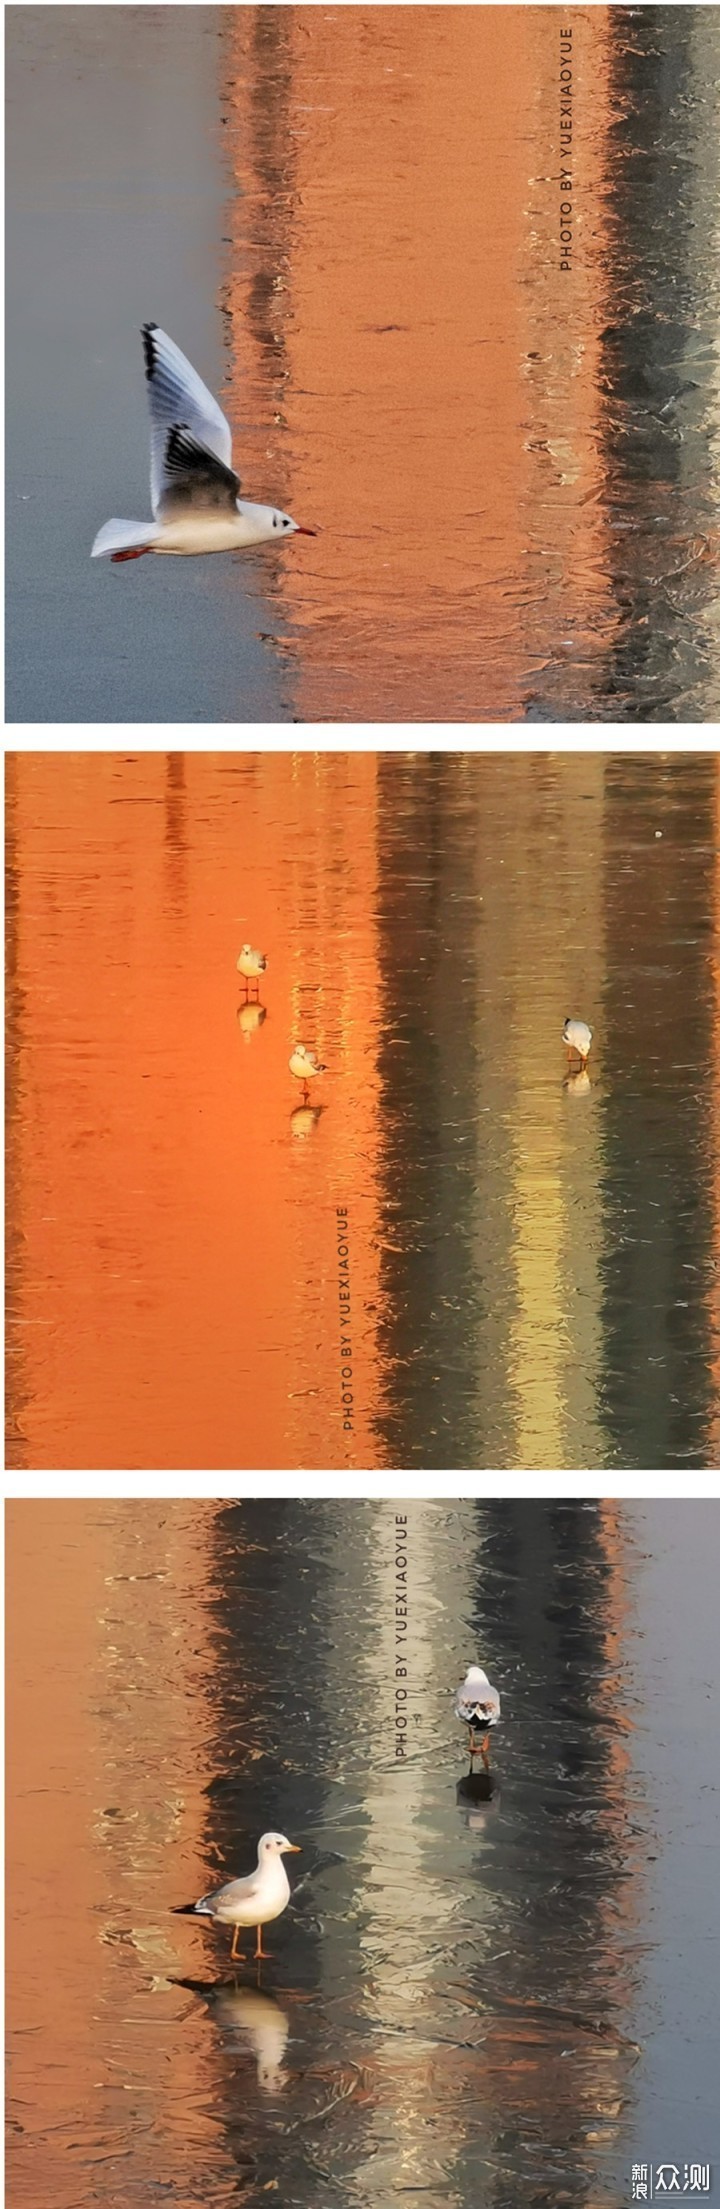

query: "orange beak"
left=294, top=525, right=317, bottom=537
left=284, top=1843, right=302, bottom=1853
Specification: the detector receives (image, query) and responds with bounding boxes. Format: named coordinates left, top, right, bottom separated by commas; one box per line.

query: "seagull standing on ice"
left=237, top=944, right=267, bottom=995
left=91, top=324, right=316, bottom=562
left=454, top=1665, right=501, bottom=1768
left=289, top=1045, right=326, bottom=1101
left=173, top=1832, right=301, bottom=1962
left=562, top=1017, right=593, bottom=1071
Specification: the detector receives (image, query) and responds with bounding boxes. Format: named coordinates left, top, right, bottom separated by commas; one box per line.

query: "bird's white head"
left=464, top=1665, right=490, bottom=1688
left=235, top=499, right=317, bottom=545
left=259, top=1831, right=301, bottom=1857
left=265, top=506, right=316, bottom=540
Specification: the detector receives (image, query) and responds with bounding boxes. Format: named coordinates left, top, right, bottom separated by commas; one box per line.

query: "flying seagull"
left=91, top=324, right=316, bottom=561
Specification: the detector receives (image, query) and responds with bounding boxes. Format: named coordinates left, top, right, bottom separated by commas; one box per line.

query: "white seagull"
left=237, top=944, right=267, bottom=992
left=174, top=1831, right=301, bottom=1962
left=562, top=1016, right=593, bottom=1070
left=289, top=1044, right=327, bottom=1099
left=91, top=324, right=316, bottom=562
left=455, top=1665, right=501, bottom=1766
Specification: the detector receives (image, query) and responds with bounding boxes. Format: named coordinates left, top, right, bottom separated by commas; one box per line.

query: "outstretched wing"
left=157, top=424, right=240, bottom=519
left=142, top=323, right=235, bottom=516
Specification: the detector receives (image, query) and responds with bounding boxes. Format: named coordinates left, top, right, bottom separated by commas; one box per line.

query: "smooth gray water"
left=6, top=7, right=286, bottom=723
left=8, top=1499, right=720, bottom=2208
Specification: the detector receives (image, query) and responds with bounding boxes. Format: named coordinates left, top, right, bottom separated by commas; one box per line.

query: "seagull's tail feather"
left=91, top=518, right=161, bottom=559
left=172, top=1902, right=204, bottom=1916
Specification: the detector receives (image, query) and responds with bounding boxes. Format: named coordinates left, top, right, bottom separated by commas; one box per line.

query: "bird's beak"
left=294, top=525, right=317, bottom=536
left=284, top=1843, right=302, bottom=1853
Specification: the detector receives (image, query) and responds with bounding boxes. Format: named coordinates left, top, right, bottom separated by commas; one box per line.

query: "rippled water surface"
left=7, top=1499, right=720, bottom=2208
left=6, top=4, right=720, bottom=722
left=6, top=750, right=720, bottom=1471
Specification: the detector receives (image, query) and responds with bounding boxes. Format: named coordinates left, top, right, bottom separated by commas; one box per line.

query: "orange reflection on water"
left=6, top=1500, right=222, bottom=2207
left=221, top=4, right=614, bottom=719
left=6, top=752, right=383, bottom=1470
left=7, top=751, right=719, bottom=1472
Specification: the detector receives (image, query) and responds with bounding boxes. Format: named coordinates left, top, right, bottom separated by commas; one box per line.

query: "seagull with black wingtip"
left=173, top=1831, right=301, bottom=1963
left=91, top=324, right=316, bottom=562
left=237, top=944, right=267, bottom=996
left=454, top=1664, right=501, bottom=1768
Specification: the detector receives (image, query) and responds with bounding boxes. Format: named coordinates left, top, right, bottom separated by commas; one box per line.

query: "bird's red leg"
left=111, top=546, right=153, bottom=563
left=254, top=1926, right=269, bottom=1960
left=230, top=1926, right=244, bottom=1961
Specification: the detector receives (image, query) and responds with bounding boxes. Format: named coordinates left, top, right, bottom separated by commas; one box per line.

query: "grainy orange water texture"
left=6, top=752, right=719, bottom=1470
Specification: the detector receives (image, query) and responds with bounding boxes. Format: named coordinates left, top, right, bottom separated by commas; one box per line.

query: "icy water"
left=6, top=750, right=720, bottom=1472
left=6, top=4, right=720, bottom=723
left=7, top=1498, right=720, bottom=2209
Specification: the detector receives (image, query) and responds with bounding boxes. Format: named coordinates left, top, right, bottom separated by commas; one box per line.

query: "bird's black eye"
left=283, top=518, right=290, bottom=529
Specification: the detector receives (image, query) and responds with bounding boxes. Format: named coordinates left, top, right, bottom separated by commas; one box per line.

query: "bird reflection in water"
left=456, top=1766, right=501, bottom=1830
left=290, top=1104, right=324, bottom=1139
left=564, top=1068, right=592, bottom=1097
left=179, top=1978, right=290, bottom=2093
left=237, top=999, right=267, bottom=1042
